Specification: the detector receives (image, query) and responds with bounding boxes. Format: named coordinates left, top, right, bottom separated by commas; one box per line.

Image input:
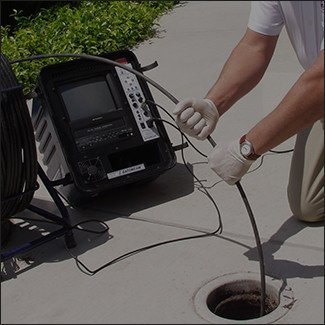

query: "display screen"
left=60, top=77, right=117, bottom=121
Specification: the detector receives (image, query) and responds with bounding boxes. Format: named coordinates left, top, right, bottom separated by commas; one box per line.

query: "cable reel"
left=0, top=54, right=38, bottom=221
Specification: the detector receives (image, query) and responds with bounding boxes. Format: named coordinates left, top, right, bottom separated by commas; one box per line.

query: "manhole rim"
left=193, top=271, right=294, bottom=324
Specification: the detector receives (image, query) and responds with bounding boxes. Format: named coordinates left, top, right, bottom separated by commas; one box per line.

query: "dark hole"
left=213, top=292, right=277, bottom=320
left=206, top=281, right=279, bottom=321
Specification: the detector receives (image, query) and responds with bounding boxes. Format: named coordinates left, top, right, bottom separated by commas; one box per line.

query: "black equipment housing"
left=32, top=50, right=176, bottom=205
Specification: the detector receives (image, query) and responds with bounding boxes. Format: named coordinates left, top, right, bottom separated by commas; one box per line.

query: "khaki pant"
left=287, top=118, right=324, bottom=222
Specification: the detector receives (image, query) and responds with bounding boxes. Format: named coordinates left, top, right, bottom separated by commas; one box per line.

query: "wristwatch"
left=239, top=135, right=260, bottom=160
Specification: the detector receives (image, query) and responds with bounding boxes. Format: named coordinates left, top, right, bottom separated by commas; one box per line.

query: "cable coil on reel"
left=1, top=53, right=38, bottom=243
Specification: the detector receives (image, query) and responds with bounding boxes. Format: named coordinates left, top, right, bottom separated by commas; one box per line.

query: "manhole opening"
left=206, top=279, right=279, bottom=321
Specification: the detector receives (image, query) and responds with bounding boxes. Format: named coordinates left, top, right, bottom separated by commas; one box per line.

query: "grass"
left=1, top=1, right=177, bottom=93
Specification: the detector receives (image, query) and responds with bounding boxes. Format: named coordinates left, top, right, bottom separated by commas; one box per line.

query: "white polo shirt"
left=248, top=1, right=324, bottom=69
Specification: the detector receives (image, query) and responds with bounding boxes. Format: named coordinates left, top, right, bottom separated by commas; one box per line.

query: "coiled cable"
left=0, top=54, right=38, bottom=220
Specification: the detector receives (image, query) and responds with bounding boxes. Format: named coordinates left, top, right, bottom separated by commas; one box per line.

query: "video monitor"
left=59, top=76, right=117, bottom=121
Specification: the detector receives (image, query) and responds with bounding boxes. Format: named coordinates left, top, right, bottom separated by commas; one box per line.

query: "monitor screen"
left=60, top=77, right=117, bottom=121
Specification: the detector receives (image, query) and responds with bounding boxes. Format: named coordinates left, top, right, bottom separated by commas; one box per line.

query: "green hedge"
left=1, top=1, right=176, bottom=93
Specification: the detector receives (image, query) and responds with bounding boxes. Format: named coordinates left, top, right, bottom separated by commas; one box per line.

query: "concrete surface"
left=1, top=1, right=324, bottom=324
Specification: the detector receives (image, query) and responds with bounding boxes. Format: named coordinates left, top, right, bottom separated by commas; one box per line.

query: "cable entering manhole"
left=207, top=280, right=278, bottom=321
left=194, top=272, right=294, bottom=324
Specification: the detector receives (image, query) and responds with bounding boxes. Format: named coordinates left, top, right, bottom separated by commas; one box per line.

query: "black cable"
left=64, top=116, right=223, bottom=276
left=145, top=97, right=269, bottom=315
left=71, top=220, right=109, bottom=235
left=47, top=112, right=222, bottom=276
left=235, top=181, right=266, bottom=316
left=269, top=149, right=293, bottom=154
left=63, top=121, right=223, bottom=275
left=10, top=52, right=265, bottom=315
left=150, top=114, right=266, bottom=316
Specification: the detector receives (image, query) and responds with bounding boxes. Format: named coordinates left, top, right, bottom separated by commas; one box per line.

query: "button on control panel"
left=115, top=64, right=159, bottom=142
left=75, top=127, right=134, bottom=151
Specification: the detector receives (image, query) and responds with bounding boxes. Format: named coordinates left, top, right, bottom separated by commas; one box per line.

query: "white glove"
left=173, top=98, right=219, bottom=140
left=208, top=139, right=256, bottom=185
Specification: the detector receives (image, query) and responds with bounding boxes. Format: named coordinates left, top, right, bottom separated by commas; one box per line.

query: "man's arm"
left=206, top=28, right=279, bottom=116
left=173, top=28, right=278, bottom=140
left=208, top=47, right=324, bottom=186
left=173, top=28, right=279, bottom=140
left=246, top=51, right=324, bottom=155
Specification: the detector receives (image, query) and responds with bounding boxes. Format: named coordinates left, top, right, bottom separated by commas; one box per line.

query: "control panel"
left=115, top=64, right=160, bottom=142
left=73, top=122, right=134, bottom=152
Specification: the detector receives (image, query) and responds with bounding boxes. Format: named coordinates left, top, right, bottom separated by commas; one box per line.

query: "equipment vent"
left=78, top=158, right=106, bottom=183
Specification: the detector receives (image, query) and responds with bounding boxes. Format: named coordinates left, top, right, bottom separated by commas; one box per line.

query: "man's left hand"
left=208, top=139, right=256, bottom=185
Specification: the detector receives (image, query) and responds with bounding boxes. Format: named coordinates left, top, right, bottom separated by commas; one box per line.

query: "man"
left=173, top=1, right=324, bottom=222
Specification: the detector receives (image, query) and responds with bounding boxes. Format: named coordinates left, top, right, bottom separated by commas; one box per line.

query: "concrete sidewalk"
left=1, top=1, right=324, bottom=324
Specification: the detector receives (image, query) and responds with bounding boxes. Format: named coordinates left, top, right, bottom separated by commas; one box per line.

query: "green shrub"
left=1, top=0, right=176, bottom=93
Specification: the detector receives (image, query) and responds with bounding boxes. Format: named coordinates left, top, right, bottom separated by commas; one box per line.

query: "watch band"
left=240, top=135, right=260, bottom=160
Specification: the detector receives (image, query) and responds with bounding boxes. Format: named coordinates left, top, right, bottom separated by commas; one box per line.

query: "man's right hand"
left=173, top=98, right=220, bottom=140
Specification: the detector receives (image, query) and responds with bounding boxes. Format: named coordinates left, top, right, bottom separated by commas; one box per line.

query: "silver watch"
left=239, top=135, right=260, bottom=160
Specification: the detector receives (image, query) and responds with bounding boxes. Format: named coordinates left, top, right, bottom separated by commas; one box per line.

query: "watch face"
left=241, top=143, right=252, bottom=156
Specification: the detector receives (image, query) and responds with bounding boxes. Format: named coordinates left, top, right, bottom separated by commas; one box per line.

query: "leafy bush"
left=1, top=1, right=176, bottom=93
left=1, top=1, right=76, bottom=28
